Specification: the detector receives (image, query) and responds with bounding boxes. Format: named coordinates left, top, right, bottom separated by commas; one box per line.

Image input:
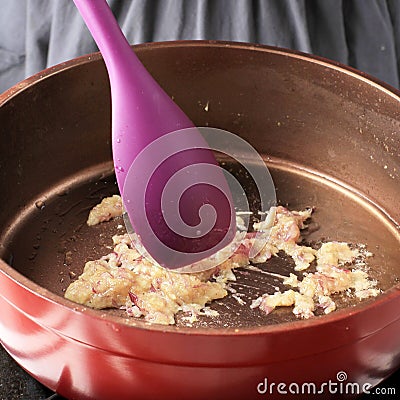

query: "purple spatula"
left=73, top=0, right=235, bottom=270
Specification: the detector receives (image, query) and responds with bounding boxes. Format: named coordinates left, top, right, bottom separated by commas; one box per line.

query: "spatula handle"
left=72, top=0, right=141, bottom=75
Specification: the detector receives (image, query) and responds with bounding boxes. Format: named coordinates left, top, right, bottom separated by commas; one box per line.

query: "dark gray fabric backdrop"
left=1, top=0, right=400, bottom=92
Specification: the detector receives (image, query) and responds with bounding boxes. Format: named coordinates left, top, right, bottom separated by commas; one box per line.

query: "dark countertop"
left=0, top=346, right=55, bottom=400
left=0, top=344, right=398, bottom=399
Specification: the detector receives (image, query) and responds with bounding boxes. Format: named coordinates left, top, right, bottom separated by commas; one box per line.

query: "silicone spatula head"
left=73, top=0, right=236, bottom=270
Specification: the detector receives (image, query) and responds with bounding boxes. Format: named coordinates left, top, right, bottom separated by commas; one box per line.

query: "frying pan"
left=0, top=41, right=399, bottom=400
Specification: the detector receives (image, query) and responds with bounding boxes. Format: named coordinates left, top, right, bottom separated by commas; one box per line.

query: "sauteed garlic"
left=65, top=196, right=380, bottom=325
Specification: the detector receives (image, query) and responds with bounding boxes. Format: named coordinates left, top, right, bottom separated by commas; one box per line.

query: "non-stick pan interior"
left=1, top=155, right=399, bottom=329
left=1, top=42, right=399, bottom=330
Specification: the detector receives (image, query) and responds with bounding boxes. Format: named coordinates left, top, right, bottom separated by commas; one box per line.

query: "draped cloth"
left=1, top=0, right=400, bottom=92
